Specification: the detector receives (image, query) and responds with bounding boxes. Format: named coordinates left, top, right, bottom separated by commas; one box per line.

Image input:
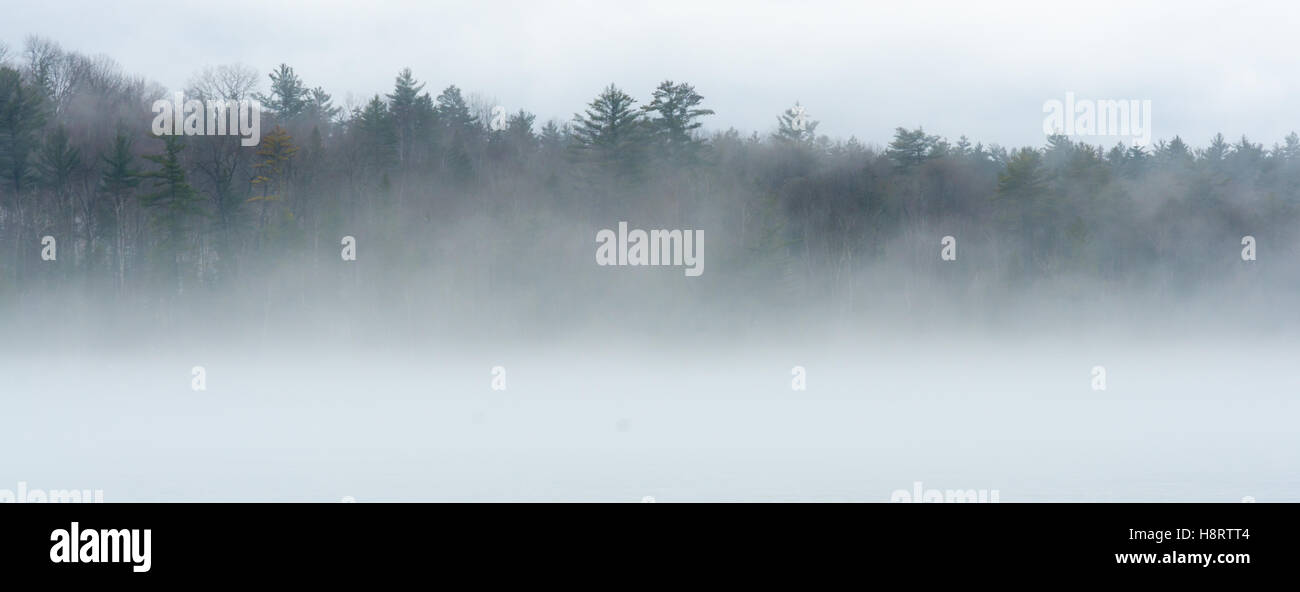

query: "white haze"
left=1, top=336, right=1295, bottom=501
left=3, top=264, right=1297, bottom=501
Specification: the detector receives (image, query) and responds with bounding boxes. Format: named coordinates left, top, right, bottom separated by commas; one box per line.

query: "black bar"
left=2, top=502, right=1291, bottom=581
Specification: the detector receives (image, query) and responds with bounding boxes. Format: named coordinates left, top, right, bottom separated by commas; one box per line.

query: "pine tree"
left=571, top=84, right=645, bottom=178
left=0, top=66, right=46, bottom=241
left=954, top=135, right=973, bottom=157
left=1278, top=132, right=1300, bottom=161
left=489, top=109, right=537, bottom=166
left=642, top=80, right=714, bottom=164
left=1122, top=145, right=1149, bottom=178
left=250, top=126, right=299, bottom=204
left=434, top=85, right=479, bottom=132
left=249, top=126, right=300, bottom=244
left=38, top=124, right=82, bottom=254
left=1159, top=136, right=1193, bottom=167
left=99, top=131, right=139, bottom=290
left=434, top=85, right=480, bottom=181
left=140, top=135, right=202, bottom=290
left=539, top=120, right=568, bottom=151
left=355, top=95, right=398, bottom=179
left=387, top=68, right=427, bottom=166
left=996, top=148, right=1053, bottom=272
left=410, top=93, right=437, bottom=165
left=1201, top=133, right=1230, bottom=163
left=303, top=87, right=340, bottom=125
left=256, top=64, right=307, bottom=119
left=886, top=127, right=939, bottom=170
left=998, top=148, right=1047, bottom=199
left=774, top=102, right=817, bottom=144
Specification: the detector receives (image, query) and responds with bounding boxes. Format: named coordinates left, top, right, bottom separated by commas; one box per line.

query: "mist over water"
left=4, top=265, right=1296, bottom=501
left=2, top=337, right=1296, bottom=501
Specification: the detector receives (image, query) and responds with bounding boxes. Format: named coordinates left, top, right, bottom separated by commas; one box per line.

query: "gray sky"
left=4, top=0, right=1299, bottom=148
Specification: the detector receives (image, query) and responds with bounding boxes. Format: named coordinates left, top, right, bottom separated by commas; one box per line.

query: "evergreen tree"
left=996, top=147, right=1056, bottom=272
left=1201, top=133, right=1230, bottom=163
left=434, top=85, right=480, bottom=181
left=139, top=136, right=202, bottom=290
left=1157, top=136, right=1193, bottom=167
left=506, top=110, right=536, bottom=146
left=99, top=130, right=139, bottom=290
left=303, top=87, right=340, bottom=125
left=0, top=66, right=45, bottom=210
left=774, top=102, right=818, bottom=144
left=998, top=148, right=1047, bottom=199
left=434, top=84, right=479, bottom=131
left=38, top=124, right=82, bottom=261
left=250, top=126, right=299, bottom=203
left=642, top=80, right=714, bottom=164
left=256, top=63, right=307, bottom=119
left=489, top=109, right=537, bottom=167
left=1277, top=132, right=1300, bottom=161
left=886, top=127, right=939, bottom=170
left=355, top=95, right=398, bottom=178
left=540, top=120, right=568, bottom=151
left=571, top=84, right=645, bottom=177
left=387, top=68, right=427, bottom=166
left=249, top=126, right=300, bottom=244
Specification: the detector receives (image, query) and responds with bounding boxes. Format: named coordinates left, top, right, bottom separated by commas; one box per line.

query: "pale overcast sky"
left=3, top=0, right=1299, bottom=148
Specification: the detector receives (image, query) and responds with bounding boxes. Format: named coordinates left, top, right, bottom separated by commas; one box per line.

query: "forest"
left=1, top=35, right=1296, bottom=343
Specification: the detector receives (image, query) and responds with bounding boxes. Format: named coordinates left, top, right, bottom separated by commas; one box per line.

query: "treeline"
left=1, top=35, right=1298, bottom=309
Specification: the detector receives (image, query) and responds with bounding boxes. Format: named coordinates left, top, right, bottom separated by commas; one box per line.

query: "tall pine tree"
left=571, top=84, right=645, bottom=179
left=140, top=136, right=202, bottom=291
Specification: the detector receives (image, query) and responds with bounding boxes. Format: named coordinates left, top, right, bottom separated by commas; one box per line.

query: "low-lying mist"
left=4, top=211, right=1296, bottom=502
